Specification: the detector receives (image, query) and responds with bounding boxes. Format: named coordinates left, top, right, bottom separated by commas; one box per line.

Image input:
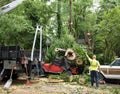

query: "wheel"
left=99, top=73, right=104, bottom=80
left=12, top=73, right=19, bottom=80
left=98, top=73, right=106, bottom=84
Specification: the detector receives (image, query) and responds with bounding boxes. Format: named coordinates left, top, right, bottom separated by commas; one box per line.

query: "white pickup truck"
left=99, top=58, right=120, bottom=82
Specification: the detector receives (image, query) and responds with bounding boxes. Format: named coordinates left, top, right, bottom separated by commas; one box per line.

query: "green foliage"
left=71, top=74, right=90, bottom=85
left=45, top=34, right=87, bottom=62
left=97, top=6, right=120, bottom=63
left=72, top=0, right=96, bottom=39
left=23, top=0, right=53, bottom=27
left=0, top=0, right=54, bottom=49
left=110, top=88, right=120, bottom=94
left=59, top=73, right=70, bottom=82
left=97, top=0, right=120, bottom=23
left=72, top=75, right=80, bottom=82
left=49, top=74, right=62, bottom=80
left=0, top=0, right=120, bottom=65
left=49, top=73, right=70, bottom=82
left=0, top=14, right=33, bottom=48
left=81, top=74, right=90, bottom=84
left=73, top=44, right=87, bottom=62
left=93, top=0, right=120, bottom=63
left=100, top=0, right=120, bottom=12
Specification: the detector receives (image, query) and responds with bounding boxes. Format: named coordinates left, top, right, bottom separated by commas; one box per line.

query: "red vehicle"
left=42, top=62, right=83, bottom=75
left=40, top=48, right=84, bottom=76
left=25, top=26, right=84, bottom=77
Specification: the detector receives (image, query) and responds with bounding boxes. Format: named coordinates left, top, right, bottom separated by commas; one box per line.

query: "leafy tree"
left=97, top=0, right=120, bottom=23
left=72, top=0, right=94, bottom=39
left=0, top=14, right=33, bottom=48
left=0, top=0, right=55, bottom=50
left=57, top=0, right=62, bottom=38
left=23, top=0, right=53, bottom=27
left=97, top=6, right=120, bottom=63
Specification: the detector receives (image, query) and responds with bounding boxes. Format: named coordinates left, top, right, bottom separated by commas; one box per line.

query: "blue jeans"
left=90, top=70, right=99, bottom=87
left=34, top=63, right=39, bottom=73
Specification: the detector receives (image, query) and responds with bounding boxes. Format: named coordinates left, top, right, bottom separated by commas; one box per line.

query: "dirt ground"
left=0, top=76, right=119, bottom=94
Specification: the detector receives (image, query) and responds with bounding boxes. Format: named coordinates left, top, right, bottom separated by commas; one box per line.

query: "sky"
left=46, top=0, right=55, bottom=5
left=47, top=0, right=100, bottom=11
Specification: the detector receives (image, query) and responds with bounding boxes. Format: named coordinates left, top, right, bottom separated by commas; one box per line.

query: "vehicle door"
left=108, top=59, right=120, bottom=79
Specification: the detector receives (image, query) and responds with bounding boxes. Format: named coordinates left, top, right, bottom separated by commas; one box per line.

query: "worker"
left=86, top=53, right=100, bottom=87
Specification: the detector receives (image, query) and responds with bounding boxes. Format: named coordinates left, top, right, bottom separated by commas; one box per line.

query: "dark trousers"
left=34, top=63, right=39, bottom=74
left=90, top=70, right=99, bottom=87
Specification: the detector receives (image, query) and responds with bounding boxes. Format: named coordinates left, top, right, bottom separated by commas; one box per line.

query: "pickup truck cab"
left=99, top=58, right=120, bottom=82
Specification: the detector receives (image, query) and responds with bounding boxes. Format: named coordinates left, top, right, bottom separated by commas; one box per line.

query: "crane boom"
left=0, top=0, right=24, bottom=15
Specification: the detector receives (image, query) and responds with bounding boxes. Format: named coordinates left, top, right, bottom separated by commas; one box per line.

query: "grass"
left=48, top=73, right=120, bottom=94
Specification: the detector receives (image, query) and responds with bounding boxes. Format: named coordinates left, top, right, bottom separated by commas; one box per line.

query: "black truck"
left=0, top=46, right=23, bottom=80
left=0, top=46, right=42, bottom=81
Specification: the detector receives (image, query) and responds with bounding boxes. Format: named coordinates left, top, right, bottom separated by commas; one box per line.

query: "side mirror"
left=110, top=64, right=113, bottom=67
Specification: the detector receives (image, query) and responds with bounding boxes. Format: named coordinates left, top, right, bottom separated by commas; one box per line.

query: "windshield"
left=111, top=59, right=120, bottom=66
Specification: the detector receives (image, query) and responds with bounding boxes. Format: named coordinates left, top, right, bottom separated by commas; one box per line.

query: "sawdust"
left=0, top=77, right=118, bottom=94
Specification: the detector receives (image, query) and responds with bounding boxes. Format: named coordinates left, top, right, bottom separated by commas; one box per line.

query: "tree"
left=23, top=0, right=53, bottom=27
left=72, top=0, right=96, bottom=39
left=57, top=0, right=62, bottom=38
left=0, top=13, right=33, bottom=48
left=97, top=6, right=120, bottom=63
left=97, top=0, right=120, bottom=23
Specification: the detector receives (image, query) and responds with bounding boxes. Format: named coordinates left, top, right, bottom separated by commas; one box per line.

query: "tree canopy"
left=0, top=0, right=120, bottom=63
